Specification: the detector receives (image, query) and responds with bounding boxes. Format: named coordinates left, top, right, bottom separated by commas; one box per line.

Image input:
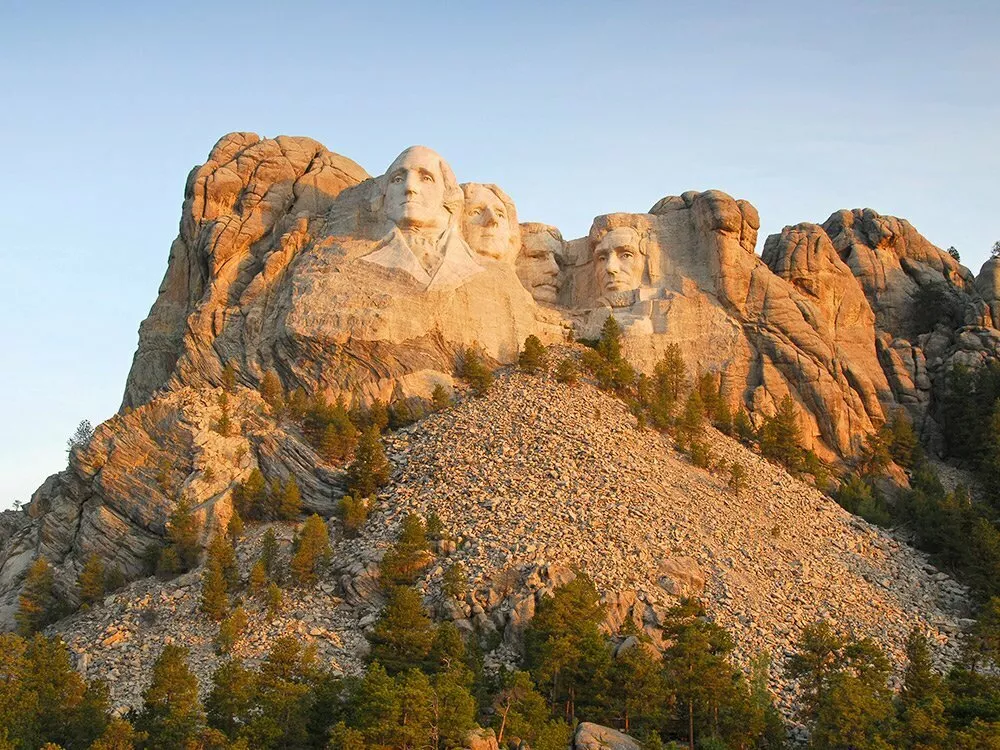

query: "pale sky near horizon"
left=0, top=1, right=998, bottom=509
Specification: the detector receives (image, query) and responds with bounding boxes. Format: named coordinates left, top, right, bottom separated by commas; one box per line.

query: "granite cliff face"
left=2, top=132, right=999, bottom=637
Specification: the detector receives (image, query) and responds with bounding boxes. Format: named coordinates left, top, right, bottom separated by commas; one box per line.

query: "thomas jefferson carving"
left=517, top=223, right=565, bottom=304
left=461, top=183, right=519, bottom=263
left=361, top=146, right=483, bottom=291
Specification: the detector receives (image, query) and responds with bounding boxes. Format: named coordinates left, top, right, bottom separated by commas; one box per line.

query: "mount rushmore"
left=2, top=131, right=999, bottom=625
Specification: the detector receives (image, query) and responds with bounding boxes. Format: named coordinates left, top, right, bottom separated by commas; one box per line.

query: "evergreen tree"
left=17, top=557, right=60, bottom=635
left=518, top=335, right=548, bottom=374
left=260, top=370, right=285, bottom=415
left=524, top=574, right=611, bottom=723
left=90, top=717, right=144, bottom=750
left=78, top=553, right=106, bottom=609
left=677, top=389, right=705, bottom=447
left=733, top=407, right=755, bottom=443
left=290, top=514, right=331, bottom=587
left=277, top=476, right=302, bottom=521
left=728, top=462, right=746, bottom=496
left=207, top=532, right=238, bottom=588
left=555, top=357, right=579, bottom=385
left=597, top=316, right=623, bottom=363
left=226, top=509, right=244, bottom=542
left=287, top=387, right=309, bottom=422
left=135, top=644, right=204, bottom=750
left=441, top=562, right=468, bottom=600
left=379, top=514, right=431, bottom=586
left=897, top=629, right=949, bottom=749
left=166, top=498, right=201, bottom=572
left=339, top=494, right=368, bottom=538
left=66, top=420, right=94, bottom=456
left=887, top=408, right=920, bottom=469
left=759, top=394, right=803, bottom=471
left=609, top=638, right=666, bottom=735
left=260, top=528, right=279, bottom=580
left=493, top=670, right=552, bottom=747
left=249, top=559, right=269, bottom=597
left=205, top=659, right=256, bottom=740
left=431, top=383, right=452, bottom=410
left=222, top=362, right=237, bottom=392
left=215, top=606, right=248, bottom=655
left=368, top=586, right=437, bottom=674
left=233, top=468, right=267, bottom=521
left=460, top=348, right=494, bottom=396
left=346, top=425, right=391, bottom=498
left=266, top=582, right=283, bottom=620
left=215, top=392, right=232, bottom=437
left=200, top=562, right=229, bottom=621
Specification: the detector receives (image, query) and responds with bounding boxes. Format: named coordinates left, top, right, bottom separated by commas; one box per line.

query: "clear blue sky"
left=1, top=1, right=998, bottom=508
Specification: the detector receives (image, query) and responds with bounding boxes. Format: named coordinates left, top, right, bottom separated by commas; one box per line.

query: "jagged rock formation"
left=2, top=132, right=997, bottom=694
left=43, top=365, right=968, bottom=720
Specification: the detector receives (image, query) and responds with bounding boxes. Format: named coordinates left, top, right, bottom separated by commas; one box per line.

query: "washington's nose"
left=403, top=172, right=421, bottom=194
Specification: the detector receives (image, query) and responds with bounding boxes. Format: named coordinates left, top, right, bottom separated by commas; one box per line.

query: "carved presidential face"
left=384, top=146, right=450, bottom=231
left=594, top=227, right=645, bottom=294
left=517, top=226, right=563, bottom=304
left=462, top=184, right=516, bottom=262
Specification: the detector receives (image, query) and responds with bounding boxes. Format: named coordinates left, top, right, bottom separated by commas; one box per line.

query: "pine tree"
left=287, top=387, right=309, bottom=422
left=379, top=514, right=431, bottom=586
left=441, top=562, right=468, bottom=600
left=260, top=528, right=279, bottom=580
left=90, top=717, right=143, bottom=750
left=260, top=370, right=285, bottom=415
left=215, top=392, right=232, bottom=436
left=200, top=562, right=228, bottom=621
left=222, top=362, right=237, bottom=392
left=265, top=582, right=283, bottom=620
left=347, top=425, right=391, bottom=498
left=290, top=514, right=331, bottom=587
left=233, top=468, right=267, bottom=521
left=135, top=644, right=204, bottom=749
left=226, top=510, right=244, bottom=542
left=759, top=394, right=803, bottom=471
left=431, top=384, right=451, bottom=410
left=66, top=419, right=94, bottom=456
left=205, top=658, right=255, bottom=740
left=609, top=639, right=666, bottom=735
left=368, top=586, right=437, bottom=674
left=524, top=574, right=611, bottom=723
left=215, top=606, right=247, bottom=655
left=897, top=628, right=948, bottom=749
left=77, top=553, right=106, bottom=608
left=277, top=476, right=302, bottom=521
left=340, top=494, right=368, bottom=537
left=555, top=357, right=579, bottom=385
left=249, top=559, right=269, bottom=597
left=460, top=348, right=494, bottom=396
left=17, top=557, right=60, bottom=635
left=166, top=498, right=201, bottom=572
left=207, top=533, right=238, bottom=588
left=518, top=335, right=548, bottom=374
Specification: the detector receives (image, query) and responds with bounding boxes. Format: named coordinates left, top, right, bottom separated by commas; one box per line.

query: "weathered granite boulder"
left=574, top=722, right=641, bottom=750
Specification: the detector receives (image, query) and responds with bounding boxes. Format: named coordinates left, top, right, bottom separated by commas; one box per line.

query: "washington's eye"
left=391, top=174, right=403, bottom=183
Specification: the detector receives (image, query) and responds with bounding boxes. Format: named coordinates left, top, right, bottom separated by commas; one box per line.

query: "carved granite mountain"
left=2, top=131, right=999, bottom=635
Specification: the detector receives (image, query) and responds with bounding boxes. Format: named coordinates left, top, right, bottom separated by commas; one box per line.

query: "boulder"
left=573, top=722, right=641, bottom=750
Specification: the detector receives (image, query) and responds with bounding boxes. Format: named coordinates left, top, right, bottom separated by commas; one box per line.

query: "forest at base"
left=10, top=324, right=1000, bottom=749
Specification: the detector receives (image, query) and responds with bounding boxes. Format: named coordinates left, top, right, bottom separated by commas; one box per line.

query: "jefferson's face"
left=384, top=147, right=448, bottom=230
left=462, top=185, right=512, bottom=261
left=517, top=232, right=562, bottom=303
left=594, top=227, right=644, bottom=294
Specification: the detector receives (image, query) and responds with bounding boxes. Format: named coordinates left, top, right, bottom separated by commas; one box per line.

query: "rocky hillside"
left=47, top=362, right=969, bottom=720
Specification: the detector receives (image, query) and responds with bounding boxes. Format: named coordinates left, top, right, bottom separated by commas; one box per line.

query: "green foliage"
left=460, top=347, right=494, bottom=396
left=582, top=318, right=635, bottom=394
left=431, top=383, right=452, bottom=410
left=524, top=573, right=610, bottom=722
left=66, top=419, right=94, bottom=457
left=425, top=511, right=445, bottom=541
left=346, top=425, right=391, bottom=498
left=913, top=282, right=963, bottom=334
left=17, top=557, right=61, bottom=635
left=214, top=391, right=233, bottom=437
left=165, top=497, right=201, bottom=573
left=277, top=476, right=302, bottom=521
left=785, top=621, right=896, bottom=749
left=290, top=514, right=331, bottom=587
left=368, top=586, right=437, bottom=675
left=759, top=394, right=803, bottom=472
left=265, top=582, right=283, bottom=620
left=303, top=395, right=358, bottom=463
left=135, top=644, right=204, bottom=749
left=597, top=316, right=623, bottom=363
left=200, top=562, right=229, bottom=622
left=0, top=632, right=110, bottom=749
left=379, top=514, right=431, bottom=587
left=260, top=370, right=285, bottom=415
left=339, top=494, right=368, bottom=538
left=519, top=335, right=548, bottom=374
left=555, top=356, right=579, bottom=385
left=222, top=362, right=237, bottom=392
left=948, top=246, right=961, bottom=262
left=441, top=562, right=467, bottom=600
left=287, top=387, right=308, bottom=421
left=216, top=606, right=248, bottom=655
left=260, top=528, right=279, bottom=580
left=233, top=468, right=267, bottom=521
left=677, top=389, right=705, bottom=447
left=226, top=509, right=244, bottom=542
left=609, top=639, right=667, bottom=736
left=733, top=407, right=755, bottom=443
left=835, top=474, right=892, bottom=527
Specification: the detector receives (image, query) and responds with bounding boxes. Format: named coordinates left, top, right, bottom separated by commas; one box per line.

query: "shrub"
left=518, top=335, right=548, bottom=374
left=215, top=606, right=247, bottom=654
left=215, top=392, right=233, bottom=437
left=340, top=494, right=369, bottom=538
left=431, top=384, right=452, bottom=410
left=78, top=553, right=106, bottom=608
left=460, top=347, right=494, bottom=396
left=290, top=515, right=331, bottom=587
left=260, top=370, right=285, bottom=414
left=555, top=357, right=578, bottom=385
left=728, top=462, right=747, bottom=496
